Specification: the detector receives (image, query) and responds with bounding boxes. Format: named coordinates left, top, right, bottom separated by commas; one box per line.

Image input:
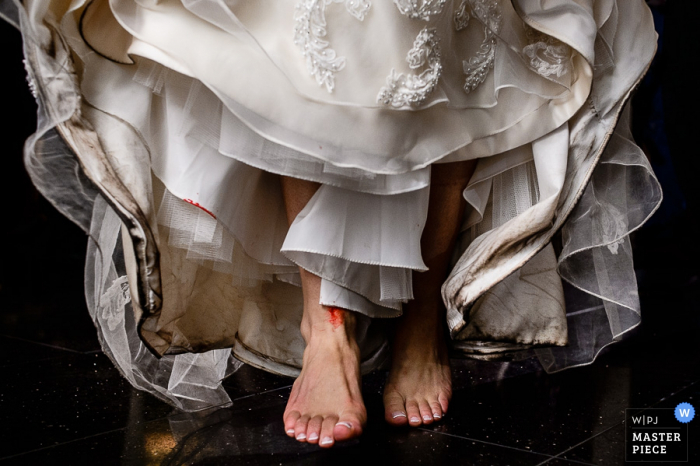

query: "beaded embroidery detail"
left=523, top=28, right=572, bottom=78
left=453, top=0, right=470, bottom=31
left=294, top=0, right=372, bottom=93
left=393, top=0, right=447, bottom=21
left=460, top=0, right=502, bottom=94
left=377, top=27, right=442, bottom=108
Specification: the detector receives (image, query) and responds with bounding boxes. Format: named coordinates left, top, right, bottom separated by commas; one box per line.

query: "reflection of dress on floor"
left=9, top=0, right=660, bottom=410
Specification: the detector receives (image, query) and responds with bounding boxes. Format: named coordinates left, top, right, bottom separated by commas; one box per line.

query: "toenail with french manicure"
left=296, top=433, right=306, bottom=440
left=392, top=412, right=407, bottom=419
left=287, top=429, right=295, bottom=434
left=320, top=437, right=333, bottom=445
left=410, top=417, right=421, bottom=423
left=308, top=433, right=318, bottom=441
left=433, top=414, right=441, bottom=419
left=423, top=415, right=432, bottom=421
left=336, top=421, right=352, bottom=429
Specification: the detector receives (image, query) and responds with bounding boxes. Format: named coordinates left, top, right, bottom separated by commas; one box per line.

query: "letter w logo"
left=679, top=409, right=691, bottom=418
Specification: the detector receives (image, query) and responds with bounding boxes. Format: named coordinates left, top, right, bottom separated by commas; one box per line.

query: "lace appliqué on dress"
left=99, top=275, right=131, bottom=332
left=523, top=28, right=572, bottom=78
left=377, top=27, right=442, bottom=108
left=393, top=0, right=447, bottom=21
left=459, top=0, right=502, bottom=94
left=294, top=0, right=371, bottom=93
left=453, top=0, right=470, bottom=31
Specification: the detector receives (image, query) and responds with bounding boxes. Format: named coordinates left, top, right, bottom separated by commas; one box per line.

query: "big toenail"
left=336, top=421, right=353, bottom=429
left=296, top=433, right=306, bottom=440
left=410, top=417, right=421, bottom=423
left=320, top=437, right=333, bottom=445
left=392, top=412, right=407, bottom=419
left=308, top=433, right=318, bottom=441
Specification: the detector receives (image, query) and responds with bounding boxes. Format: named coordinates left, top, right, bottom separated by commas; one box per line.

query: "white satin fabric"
left=9, top=0, right=661, bottom=410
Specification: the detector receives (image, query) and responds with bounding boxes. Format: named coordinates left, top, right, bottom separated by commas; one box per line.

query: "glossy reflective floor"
left=2, top=4, right=700, bottom=464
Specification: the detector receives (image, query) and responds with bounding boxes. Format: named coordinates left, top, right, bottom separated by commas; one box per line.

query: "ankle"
left=301, top=305, right=357, bottom=344
left=392, top=313, right=447, bottom=358
left=395, top=313, right=443, bottom=345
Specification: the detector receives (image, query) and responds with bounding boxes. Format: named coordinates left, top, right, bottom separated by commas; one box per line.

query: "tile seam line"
left=228, top=384, right=294, bottom=401
left=0, top=426, right=127, bottom=462
left=0, top=334, right=84, bottom=354
left=416, top=427, right=593, bottom=464
left=645, top=379, right=700, bottom=409
left=535, top=421, right=623, bottom=466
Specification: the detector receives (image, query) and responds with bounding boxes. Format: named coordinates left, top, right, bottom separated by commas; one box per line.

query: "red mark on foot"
left=328, top=307, right=345, bottom=329
left=183, top=199, right=216, bottom=219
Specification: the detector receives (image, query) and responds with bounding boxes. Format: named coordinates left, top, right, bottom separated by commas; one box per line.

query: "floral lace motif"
left=453, top=0, right=470, bottom=31
left=469, top=0, right=501, bottom=32
left=460, top=0, right=502, bottom=94
left=523, top=28, right=572, bottom=78
left=377, top=28, right=442, bottom=108
left=99, top=276, right=131, bottom=332
left=294, top=0, right=372, bottom=93
left=393, top=0, right=447, bottom=21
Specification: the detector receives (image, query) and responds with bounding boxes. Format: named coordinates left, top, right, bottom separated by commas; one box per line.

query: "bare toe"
left=307, top=415, right=323, bottom=443
left=406, top=400, right=422, bottom=426
left=294, top=415, right=310, bottom=442
left=384, top=390, right=408, bottom=425
left=319, top=416, right=338, bottom=448
left=430, top=401, right=443, bottom=420
left=418, top=400, right=434, bottom=425
left=334, top=416, right=362, bottom=441
left=438, top=392, right=450, bottom=414
left=284, top=411, right=300, bottom=437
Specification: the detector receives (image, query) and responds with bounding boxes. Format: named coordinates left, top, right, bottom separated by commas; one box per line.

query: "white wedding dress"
left=3, top=0, right=661, bottom=410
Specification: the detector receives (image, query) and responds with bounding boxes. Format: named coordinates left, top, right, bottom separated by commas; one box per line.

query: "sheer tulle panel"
left=10, top=0, right=242, bottom=410
left=464, top=160, right=540, bottom=243
left=18, top=0, right=98, bottom=233
left=492, top=161, right=540, bottom=230
left=0, top=0, right=19, bottom=27
left=451, top=109, right=661, bottom=372
left=155, top=185, right=297, bottom=287
left=86, top=196, right=241, bottom=411
left=558, top=110, right=662, bottom=314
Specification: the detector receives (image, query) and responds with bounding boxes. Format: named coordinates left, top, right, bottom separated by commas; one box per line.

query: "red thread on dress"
left=183, top=199, right=216, bottom=219
left=328, top=307, right=345, bottom=329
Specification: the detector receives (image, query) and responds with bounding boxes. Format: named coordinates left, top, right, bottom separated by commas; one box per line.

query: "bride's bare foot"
left=283, top=306, right=366, bottom=447
left=383, top=301, right=452, bottom=427
left=280, top=179, right=367, bottom=447
left=381, top=161, right=475, bottom=426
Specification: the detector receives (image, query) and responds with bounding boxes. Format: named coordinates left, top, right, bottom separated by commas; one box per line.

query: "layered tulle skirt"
left=5, top=0, right=661, bottom=410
